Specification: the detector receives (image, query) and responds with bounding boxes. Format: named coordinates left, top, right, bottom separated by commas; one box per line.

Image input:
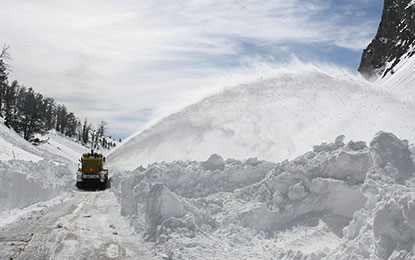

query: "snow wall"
left=112, top=132, right=415, bottom=259
left=0, top=159, right=74, bottom=213
left=0, top=123, right=85, bottom=214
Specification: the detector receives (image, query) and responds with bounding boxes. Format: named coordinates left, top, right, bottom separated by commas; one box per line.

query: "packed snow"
left=112, top=132, right=415, bottom=259
left=107, top=69, right=415, bottom=170
left=0, top=124, right=87, bottom=215
left=0, top=159, right=74, bottom=213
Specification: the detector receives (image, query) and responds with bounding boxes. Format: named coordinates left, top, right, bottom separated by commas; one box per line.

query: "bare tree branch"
left=0, top=44, right=11, bottom=60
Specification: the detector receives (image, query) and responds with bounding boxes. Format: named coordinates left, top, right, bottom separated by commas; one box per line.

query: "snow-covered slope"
left=35, top=130, right=88, bottom=167
left=108, top=69, right=415, bottom=169
left=0, top=122, right=87, bottom=165
left=378, top=52, right=415, bottom=103
left=0, top=122, right=43, bottom=162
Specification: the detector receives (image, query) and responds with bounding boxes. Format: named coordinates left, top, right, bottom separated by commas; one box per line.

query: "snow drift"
left=108, top=70, right=415, bottom=169
left=112, top=132, right=415, bottom=259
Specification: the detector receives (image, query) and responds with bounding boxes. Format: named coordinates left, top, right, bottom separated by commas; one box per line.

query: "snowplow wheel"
left=100, top=180, right=107, bottom=190
left=76, top=182, right=83, bottom=190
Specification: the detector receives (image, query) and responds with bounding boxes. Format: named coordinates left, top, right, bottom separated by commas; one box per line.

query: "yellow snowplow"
left=76, top=150, right=109, bottom=190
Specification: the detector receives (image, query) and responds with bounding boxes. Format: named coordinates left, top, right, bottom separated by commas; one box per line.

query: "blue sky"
left=0, top=0, right=383, bottom=139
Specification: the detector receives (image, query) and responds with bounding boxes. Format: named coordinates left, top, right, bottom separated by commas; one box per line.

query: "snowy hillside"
left=112, top=132, right=415, bottom=259
left=108, top=69, right=415, bottom=169
left=0, top=121, right=43, bottom=162
left=0, top=122, right=87, bottom=165
left=35, top=130, right=89, bottom=167
left=378, top=52, right=415, bottom=103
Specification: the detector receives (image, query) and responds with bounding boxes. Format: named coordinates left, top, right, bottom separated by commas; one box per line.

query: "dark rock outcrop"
left=358, top=0, right=415, bottom=79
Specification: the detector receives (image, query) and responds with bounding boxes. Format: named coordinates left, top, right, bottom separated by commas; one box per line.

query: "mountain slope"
left=377, top=48, right=415, bottom=103
left=108, top=70, right=415, bottom=169
left=358, top=0, right=415, bottom=79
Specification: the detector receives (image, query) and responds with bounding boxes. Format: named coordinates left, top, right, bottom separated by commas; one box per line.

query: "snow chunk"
left=201, top=154, right=225, bottom=171
left=373, top=196, right=415, bottom=259
left=287, top=182, right=308, bottom=200
left=370, top=131, right=415, bottom=181
left=145, top=184, right=185, bottom=241
left=344, top=140, right=367, bottom=151
left=313, top=135, right=345, bottom=153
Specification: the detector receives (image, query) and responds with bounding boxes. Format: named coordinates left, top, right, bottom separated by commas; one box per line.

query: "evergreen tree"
left=65, top=112, right=79, bottom=137
left=81, top=118, right=91, bottom=145
left=4, top=80, right=17, bottom=128
left=43, top=97, right=56, bottom=130
left=21, top=88, right=45, bottom=140
left=56, top=105, right=68, bottom=134
left=102, top=137, right=107, bottom=148
left=96, top=121, right=107, bottom=145
left=20, top=87, right=35, bottom=140
left=0, top=46, right=10, bottom=115
left=15, top=86, right=27, bottom=134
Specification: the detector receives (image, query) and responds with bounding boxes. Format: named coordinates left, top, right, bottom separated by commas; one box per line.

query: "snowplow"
left=76, top=150, right=110, bottom=190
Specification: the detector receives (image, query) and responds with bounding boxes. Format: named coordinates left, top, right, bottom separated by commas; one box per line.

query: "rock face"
left=358, top=0, right=415, bottom=79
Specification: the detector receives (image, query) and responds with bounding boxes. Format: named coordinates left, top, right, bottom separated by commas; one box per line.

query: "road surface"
left=0, top=191, right=159, bottom=260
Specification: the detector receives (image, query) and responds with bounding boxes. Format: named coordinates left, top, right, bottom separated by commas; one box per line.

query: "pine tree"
left=43, top=97, right=56, bottom=130
left=56, top=105, right=68, bottom=134
left=21, top=87, right=36, bottom=140
left=0, top=46, right=10, bottom=115
left=102, top=137, right=107, bottom=148
left=81, top=118, right=91, bottom=145
left=15, top=86, right=27, bottom=134
left=97, top=121, right=107, bottom=145
left=65, top=112, right=79, bottom=137
left=0, top=63, right=7, bottom=115
left=4, top=80, right=17, bottom=128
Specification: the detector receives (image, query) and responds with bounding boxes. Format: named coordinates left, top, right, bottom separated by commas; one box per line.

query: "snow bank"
left=0, top=159, right=74, bottom=213
left=0, top=124, right=86, bottom=214
left=108, top=70, right=415, bottom=170
left=112, top=132, right=415, bottom=259
left=327, top=132, right=415, bottom=259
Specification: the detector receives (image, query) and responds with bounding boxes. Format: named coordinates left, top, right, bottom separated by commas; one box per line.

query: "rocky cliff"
left=358, top=0, right=415, bottom=79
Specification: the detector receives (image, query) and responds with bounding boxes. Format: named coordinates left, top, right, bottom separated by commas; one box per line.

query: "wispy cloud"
left=0, top=0, right=382, bottom=138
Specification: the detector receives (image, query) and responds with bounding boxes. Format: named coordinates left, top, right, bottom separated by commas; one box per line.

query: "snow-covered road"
left=0, top=191, right=159, bottom=260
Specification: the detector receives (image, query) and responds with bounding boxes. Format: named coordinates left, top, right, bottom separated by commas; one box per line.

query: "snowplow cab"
left=76, top=150, right=109, bottom=190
